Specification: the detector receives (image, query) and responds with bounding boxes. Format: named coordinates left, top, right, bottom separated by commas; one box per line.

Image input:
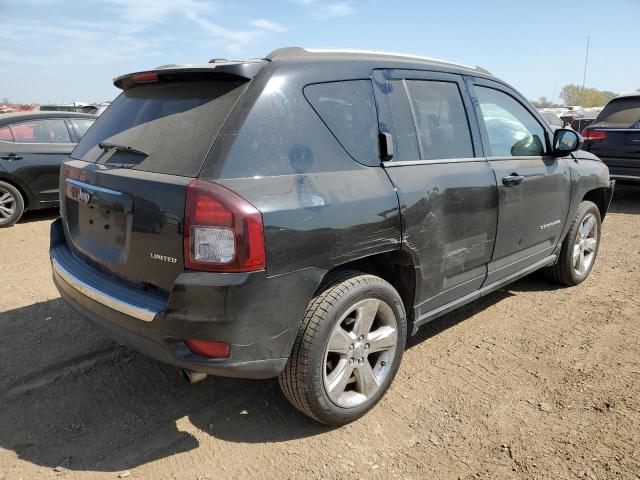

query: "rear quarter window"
left=71, top=80, right=248, bottom=177
left=595, top=97, right=640, bottom=127
left=70, top=118, right=95, bottom=139
left=304, top=80, right=380, bottom=166
left=11, top=119, right=72, bottom=144
left=0, top=125, right=13, bottom=142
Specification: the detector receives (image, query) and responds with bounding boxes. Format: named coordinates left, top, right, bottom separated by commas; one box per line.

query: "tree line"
left=531, top=84, right=639, bottom=109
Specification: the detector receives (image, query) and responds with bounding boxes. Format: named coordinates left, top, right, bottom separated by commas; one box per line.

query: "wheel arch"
left=0, top=173, right=31, bottom=210
left=582, top=187, right=610, bottom=220
left=317, top=250, right=418, bottom=334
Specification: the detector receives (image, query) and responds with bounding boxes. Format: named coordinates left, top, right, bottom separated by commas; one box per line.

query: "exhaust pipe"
left=182, top=369, right=207, bottom=384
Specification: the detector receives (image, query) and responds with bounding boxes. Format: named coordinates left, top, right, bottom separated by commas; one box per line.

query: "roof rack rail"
left=265, top=47, right=489, bottom=73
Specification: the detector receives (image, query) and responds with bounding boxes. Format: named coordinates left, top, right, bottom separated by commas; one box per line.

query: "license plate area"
left=65, top=179, right=132, bottom=265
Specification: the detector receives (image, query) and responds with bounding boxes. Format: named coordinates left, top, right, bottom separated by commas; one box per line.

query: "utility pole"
left=582, top=36, right=590, bottom=92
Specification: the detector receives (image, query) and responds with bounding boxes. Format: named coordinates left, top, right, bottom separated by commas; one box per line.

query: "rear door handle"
left=502, top=173, right=524, bottom=187
left=1, top=154, right=23, bottom=161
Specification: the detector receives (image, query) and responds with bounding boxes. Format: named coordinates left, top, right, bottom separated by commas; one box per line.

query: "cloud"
left=0, top=20, right=157, bottom=67
left=318, top=3, right=354, bottom=19
left=98, top=0, right=215, bottom=33
left=0, top=0, right=286, bottom=76
left=185, top=13, right=264, bottom=53
left=291, top=1, right=355, bottom=20
left=251, top=18, right=287, bottom=33
left=96, top=0, right=284, bottom=53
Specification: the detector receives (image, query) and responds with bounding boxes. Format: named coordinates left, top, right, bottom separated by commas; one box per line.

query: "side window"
left=304, top=80, right=379, bottom=165
left=405, top=80, right=474, bottom=160
left=0, top=125, right=13, bottom=142
left=11, top=119, right=72, bottom=144
left=387, top=80, right=420, bottom=161
left=70, top=119, right=95, bottom=139
left=386, top=79, right=473, bottom=161
left=475, top=86, right=546, bottom=157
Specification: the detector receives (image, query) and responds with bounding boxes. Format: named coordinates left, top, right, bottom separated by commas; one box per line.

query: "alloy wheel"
left=0, top=187, right=16, bottom=223
left=573, top=212, right=598, bottom=276
left=323, top=298, right=398, bottom=408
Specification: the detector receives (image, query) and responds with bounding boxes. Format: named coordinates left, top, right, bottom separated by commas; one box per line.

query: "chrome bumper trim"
left=610, top=174, right=640, bottom=182
left=51, top=257, right=159, bottom=322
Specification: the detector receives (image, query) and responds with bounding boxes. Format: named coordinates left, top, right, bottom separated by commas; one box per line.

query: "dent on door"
left=385, top=162, right=498, bottom=314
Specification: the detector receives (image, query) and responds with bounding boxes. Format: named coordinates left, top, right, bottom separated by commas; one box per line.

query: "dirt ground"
left=1, top=187, right=639, bottom=480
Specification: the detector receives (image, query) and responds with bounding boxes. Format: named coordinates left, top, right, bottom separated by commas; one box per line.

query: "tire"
left=545, top=201, right=601, bottom=286
left=0, top=180, right=25, bottom=228
left=279, top=270, right=407, bottom=425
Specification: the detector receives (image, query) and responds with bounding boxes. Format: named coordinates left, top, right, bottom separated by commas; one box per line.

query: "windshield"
left=71, top=80, right=247, bottom=177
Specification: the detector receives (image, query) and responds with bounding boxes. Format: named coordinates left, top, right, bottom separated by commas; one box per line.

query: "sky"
left=0, top=0, right=638, bottom=105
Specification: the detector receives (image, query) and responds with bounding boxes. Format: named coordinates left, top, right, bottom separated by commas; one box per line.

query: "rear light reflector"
left=192, top=227, right=235, bottom=264
left=185, top=339, right=230, bottom=358
left=581, top=129, right=607, bottom=141
left=184, top=179, right=265, bottom=272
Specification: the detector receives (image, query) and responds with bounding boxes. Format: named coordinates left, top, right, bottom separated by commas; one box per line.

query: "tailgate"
left=59, top=78, right=249, bottom=294
left=61, top=161, right=189, bottom=294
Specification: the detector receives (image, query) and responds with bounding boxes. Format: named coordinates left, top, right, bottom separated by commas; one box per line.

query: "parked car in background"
left=539, top=111, right=567, bottom=130
left=581, top=91, right=640, bottom=183
left=0, top=111, right=96, bottom=227
left=570, top=109, right=601, bottom=132
left=51, top=48, right=613, bottom=425
left=89, top=101, right=112, bottom=116
left=40, top=103, right=97, bottom=114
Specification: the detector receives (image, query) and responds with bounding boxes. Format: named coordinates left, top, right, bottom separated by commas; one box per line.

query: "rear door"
left=0, top=118, right=75, bottom=207
left=373, top=69, right=498, bottom=315
left=583, top=96, right=640, bottom=180
left=61, top=79, right=248, bottom=295
left=468, top=78, right=571, bottom=283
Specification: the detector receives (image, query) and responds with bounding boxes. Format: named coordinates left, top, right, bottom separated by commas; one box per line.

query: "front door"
left=468, top=79, right=572, bottom=283
left=1, top=118, right=76, bottom=207
left=373, top=70, right=498, bottom=318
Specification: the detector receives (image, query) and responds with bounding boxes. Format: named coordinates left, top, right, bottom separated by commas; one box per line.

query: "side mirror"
left=552, top=128, right=583, bottom=156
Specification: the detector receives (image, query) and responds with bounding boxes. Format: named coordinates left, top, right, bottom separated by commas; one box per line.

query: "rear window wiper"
left=98, top=142, right=148, bottom=157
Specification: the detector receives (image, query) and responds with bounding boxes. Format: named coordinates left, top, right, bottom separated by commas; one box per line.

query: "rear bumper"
left=599, top=158, right=640, bottom=182
left=50, top=218, right=324, bottom=379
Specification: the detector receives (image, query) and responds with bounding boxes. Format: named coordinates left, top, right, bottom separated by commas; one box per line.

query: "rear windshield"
left=595, top=97, right=640, bottom=127
left=71, top=80, right=247, bottom=177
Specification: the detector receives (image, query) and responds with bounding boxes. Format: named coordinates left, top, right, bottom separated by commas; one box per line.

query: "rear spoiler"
left=113, top=60, right=268, bottom=90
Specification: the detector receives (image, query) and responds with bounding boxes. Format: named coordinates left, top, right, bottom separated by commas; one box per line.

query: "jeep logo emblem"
left=77, top=189, right=91, bottom=205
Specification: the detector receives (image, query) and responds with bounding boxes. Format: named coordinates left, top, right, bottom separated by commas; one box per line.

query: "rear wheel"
left=0, top=181, right=24, bottom=228
left=545, top=201, right=601, bottom=286
left=279, top=271, right=407, bottom=425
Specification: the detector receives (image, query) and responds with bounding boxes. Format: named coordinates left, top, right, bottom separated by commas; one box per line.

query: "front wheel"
left=545, top=200, right=602, bottom=286
left=279, top=271, right=407, bottom=425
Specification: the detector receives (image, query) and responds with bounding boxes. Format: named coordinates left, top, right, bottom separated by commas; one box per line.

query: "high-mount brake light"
left=184, top=179, right=265, bottom=272
left=581, top=129, right=607, bottom=141
left=132, top=72, right=158, bottom=82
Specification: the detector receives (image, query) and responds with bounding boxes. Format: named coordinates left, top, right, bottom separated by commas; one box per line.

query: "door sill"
left=411, top=254, right=557, bottom=335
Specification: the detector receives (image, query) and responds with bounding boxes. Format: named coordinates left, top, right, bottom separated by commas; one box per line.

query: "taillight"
left=581, top=129, right=607, bottom=141
left=184, top=179, right=265, bottom=272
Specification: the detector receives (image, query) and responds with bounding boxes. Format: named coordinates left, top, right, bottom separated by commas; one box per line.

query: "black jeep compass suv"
left=51, top=48, right=614, bottom=425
